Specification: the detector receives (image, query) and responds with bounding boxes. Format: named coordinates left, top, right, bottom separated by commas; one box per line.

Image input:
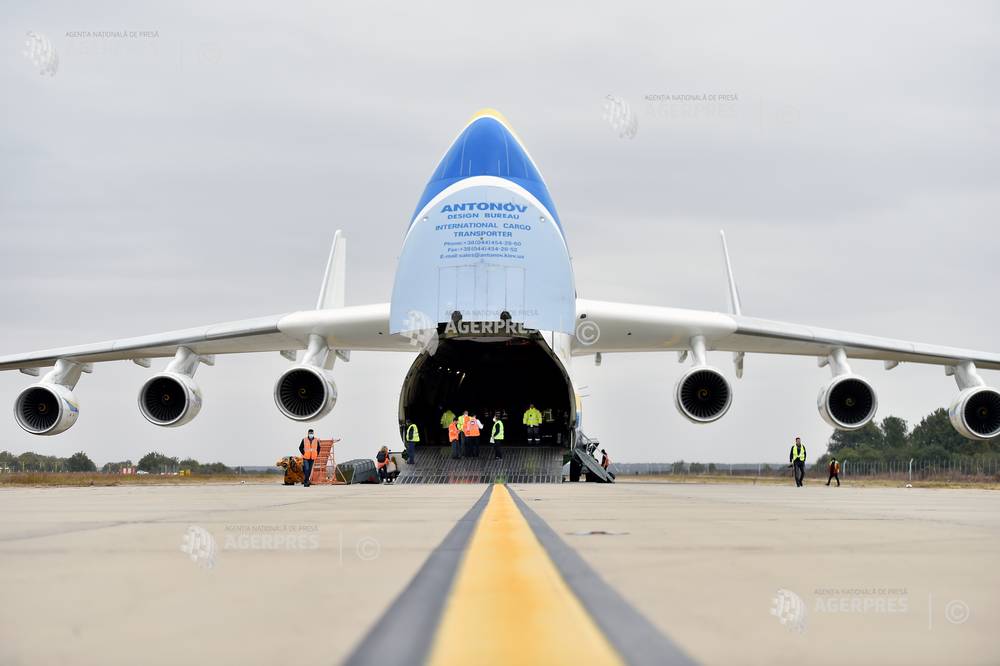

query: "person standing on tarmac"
left=457, top=411, right=469, bottom=458
left=298, top=429, right=319, bottom=487
left=440, top=408, right=455, bottom=444
left=404, top=420, right=419, bottom=466
left=448, top=417, right=461, bottom=459
left=827, top=456, right=841, bottom=487
left=489, top=413, right=504, bottom=460
left=472, top=413, right=484, bottom=457
left=523, top=403, right=543, bottom=445
left=375, top=446, right=391, bottom=483
left=789, top=437, right=807, bottom=487
left=463, top=413, right=482, bottom=457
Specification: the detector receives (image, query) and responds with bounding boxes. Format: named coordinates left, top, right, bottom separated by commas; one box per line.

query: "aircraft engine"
left=675, top=365, right=732, bottom=423
left=274, top=365, right=337, bottom=421
left=817, top=374, right=878, bottom=430
left=949, top=387, right=1000, bottom=440
left=138, top=373, right=203, bottom=427
left=14, top=383, right=80, bottom=435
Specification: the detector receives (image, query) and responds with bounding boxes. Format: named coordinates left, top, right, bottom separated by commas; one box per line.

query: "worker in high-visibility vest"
left=463, top=413, right=482, bottom=457
left=489, top=413, right=504, bottom=460
left=457, top=411, right=469, bottom=458
left=405, top=420, right=420, bottom=466
left=523, top=404, right=543, bottom=444
left=448, top=418, right=461, bottom=459
left=440, top=409, right=455, bottom=444
left=789, top=437, right=807, bottom=487
left=298, top=428, right=319, bottom=487
left=826, top=456, right=841, bottom=487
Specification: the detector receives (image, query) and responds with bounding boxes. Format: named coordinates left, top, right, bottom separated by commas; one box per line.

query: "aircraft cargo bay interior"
left=399, top=336, right=575, bottom=448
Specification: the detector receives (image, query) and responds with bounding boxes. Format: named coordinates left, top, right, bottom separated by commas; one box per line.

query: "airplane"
left=2, top=108, right=999, bottom=463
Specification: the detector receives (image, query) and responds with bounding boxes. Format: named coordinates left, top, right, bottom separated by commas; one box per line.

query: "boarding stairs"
left=308, top=439, right=346, bottom=485
left=568, top=431, right=615, bottom=483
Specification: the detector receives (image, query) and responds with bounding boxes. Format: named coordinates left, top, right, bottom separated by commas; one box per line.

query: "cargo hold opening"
left=399, top=337, right=574, bottom=447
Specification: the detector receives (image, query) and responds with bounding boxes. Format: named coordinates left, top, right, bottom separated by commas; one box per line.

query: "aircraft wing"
left=0, top=303, right=412, bottom=372
left=572, top=298, right=1000, bottom=371
left=0, top=232, right=417, bottom=375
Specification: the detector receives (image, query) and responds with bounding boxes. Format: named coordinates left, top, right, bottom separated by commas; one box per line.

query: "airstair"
left=307, top=439, right=340, bottom=484
left=568, top=431, right=615, bottom=483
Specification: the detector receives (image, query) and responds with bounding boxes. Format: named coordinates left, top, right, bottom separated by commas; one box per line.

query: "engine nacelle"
left=949, top=387, right=1000, bottom=440
left=14, top=383, right=80, bottom=435
left=675, top=366, right=732, bottom=423
left=274, top=365, right=337, bottom=421
left=138, top=372, right=203, bottom=427
left=818, top=374, right=877, bottom=430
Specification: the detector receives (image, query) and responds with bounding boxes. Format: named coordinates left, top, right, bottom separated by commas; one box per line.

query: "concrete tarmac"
left=0, top=480, right=997, bottom=665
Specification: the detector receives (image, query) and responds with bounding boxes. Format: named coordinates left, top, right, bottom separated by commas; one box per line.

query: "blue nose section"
left=411, top=111, right=561, bottom=229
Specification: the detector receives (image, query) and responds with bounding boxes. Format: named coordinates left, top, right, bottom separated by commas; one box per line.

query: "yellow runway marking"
left=428, top=485, right=623, bottom=666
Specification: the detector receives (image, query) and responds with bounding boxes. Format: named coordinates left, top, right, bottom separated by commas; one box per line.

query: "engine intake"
left=14, top=384, right=79, bottom=435
left=818, top=375, right=877, bottom=430
left=675, top=366, right=732, bottom=423
left=274, top=366, right=337, bottom=421
left=949, top=387, right=1000, bottom=440
left=138, top=373, right=203, bottom=427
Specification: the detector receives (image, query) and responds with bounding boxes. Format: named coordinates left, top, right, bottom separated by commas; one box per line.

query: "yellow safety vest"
left=523, top=408, right=542, bottom=426
left=791, top=444, right=806, bottom=462
left=458, top=415, right=468, bottom=431
left=491, top=420, right=504, bottom=441
left=440, top=411, right=455, bottom=428
left=406, top=424, right=420, bottom=442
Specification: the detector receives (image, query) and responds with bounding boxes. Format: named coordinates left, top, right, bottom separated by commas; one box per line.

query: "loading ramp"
left=395, top=446, right=564, bottom=484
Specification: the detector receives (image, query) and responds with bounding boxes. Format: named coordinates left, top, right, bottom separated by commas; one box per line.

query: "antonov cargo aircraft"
left=3, top=109, right=999, bottom=448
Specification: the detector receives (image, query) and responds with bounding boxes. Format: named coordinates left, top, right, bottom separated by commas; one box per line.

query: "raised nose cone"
left=412, top=109, right=560, bottom=225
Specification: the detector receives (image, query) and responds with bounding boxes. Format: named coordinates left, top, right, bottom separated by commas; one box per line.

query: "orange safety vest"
left=463, top=418, right=480, bottom=437
left=448, top=422, right=459, bottom=442
left=302, top=437, right=318, bottom=460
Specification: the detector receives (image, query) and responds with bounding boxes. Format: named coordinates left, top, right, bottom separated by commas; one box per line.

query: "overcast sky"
left=2, top=1, right=998, bottom=466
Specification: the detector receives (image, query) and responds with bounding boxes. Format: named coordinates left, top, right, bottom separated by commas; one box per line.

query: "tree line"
left=0, top=450, right=231, bottom=474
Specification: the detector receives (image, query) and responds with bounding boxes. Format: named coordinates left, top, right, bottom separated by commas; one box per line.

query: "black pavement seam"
left=343, top=484, right=493, bottom=666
